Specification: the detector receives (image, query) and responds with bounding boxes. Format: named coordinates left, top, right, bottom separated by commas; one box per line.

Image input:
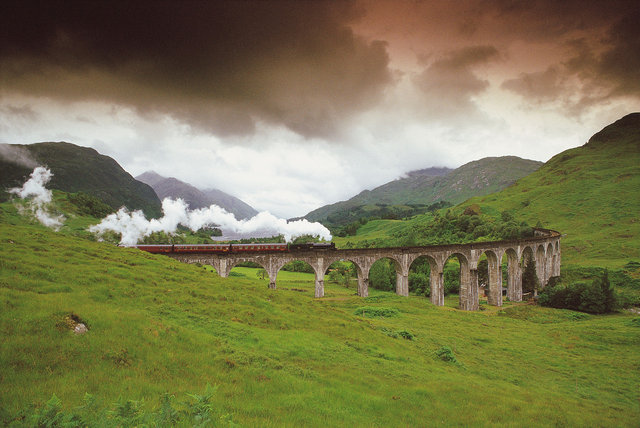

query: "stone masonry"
left=167, top=228, right=561, bottom=311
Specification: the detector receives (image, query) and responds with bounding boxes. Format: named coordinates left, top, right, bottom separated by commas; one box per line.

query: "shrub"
left=538, top=271, right=619, bottom=314
left=397, top=330, right=415, bottom=340
left=522, top=254, right=539, bottom=294
left=67, top=192, right=113, bottom=218
left=435, top=346, right=457, bottom=363
left=443, top=265, right=460, bottom=295
left=354, top=306, right=399, bottom=318
left=369, top=259, right=396, bottom=291
left=409, top=272, right=429, bottom=295
left=281, top=260, right=314, bottom=273
left=8, top=386, right=235, bottom=427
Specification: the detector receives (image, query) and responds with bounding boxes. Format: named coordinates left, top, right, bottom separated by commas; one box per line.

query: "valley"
left=0, top=114, right=639, bottom=426
left=0, top=207, right=638, bottom=426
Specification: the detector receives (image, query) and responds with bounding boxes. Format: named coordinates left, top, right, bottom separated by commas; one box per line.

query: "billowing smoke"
left=9, top=166, right=65, bottom=229
left=89, top=197, right=332, bottom=245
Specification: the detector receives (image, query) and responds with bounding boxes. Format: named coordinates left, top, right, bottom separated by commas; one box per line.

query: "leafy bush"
left=522, top=253, right=539, bottom=294
left=409, top=272, right=429, bottom=296
left=67, top=191, right=113, bottom=218
left=369, top=259, right=396, bottom=291
left=392, top=208, right=534, bottom=247
left=5, top=386, right=236, bottom=427
left=443, top=264, right=460, bottom=295
left=380, top=328, right=415, bottom=340
left=281, top=260, right=314, bottom=273
left=538, top=271, right=618, bottom=314
left=397, top=330, right=415, bottom=340
left=617, top=290, right=640, bottom=308
left=435, top=346, right=457, bottom=363
left=354, top=306, right=399, bottom=318
left=236, top=261, right=261, bottom=268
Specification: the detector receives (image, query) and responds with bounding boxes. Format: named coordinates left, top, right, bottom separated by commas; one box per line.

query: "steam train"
left=130, top=242, right=335, bottom=254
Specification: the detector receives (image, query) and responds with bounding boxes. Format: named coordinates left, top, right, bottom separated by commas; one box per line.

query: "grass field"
left=1, top=201, right=639, bottom=426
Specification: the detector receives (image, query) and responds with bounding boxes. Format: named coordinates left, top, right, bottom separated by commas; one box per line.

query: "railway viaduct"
left=167, top=229, right=561, bottom=311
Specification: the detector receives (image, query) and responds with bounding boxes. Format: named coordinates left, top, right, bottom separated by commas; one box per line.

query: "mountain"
left=0, top=142, right=162, bottom=217
left=458, top=113, right=640, bottom=266
left=136, top=171, right=258, bottom=220
left=305, top=156, right=542, bottom=224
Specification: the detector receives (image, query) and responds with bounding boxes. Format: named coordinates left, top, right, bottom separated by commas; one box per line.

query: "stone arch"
left=274, top=257, right=321, bottom=296
left=324, top=256, right=368, bottom=297
left=409, top=254, right=444, bottom=306
left=536, top=244, right=546, bottom=290
left=504, top=248, right=522, bottom=302
left=444, top=252, right=475, bottom=311
left=369, top=255, right=403, bottom=295
left=162, top=230, right=562, bottom=311
left=478, top=249, right=502, bottom=306
left=521, top=245, right=534, bottom=266
left=546, top=242, right=555, bottom=282
left=225, top=256, right=275, bottom=288
left=520, top=246, right=536, bottom=296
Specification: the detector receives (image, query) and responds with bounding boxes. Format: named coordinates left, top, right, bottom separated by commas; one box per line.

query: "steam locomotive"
left=130, top=242, right=335, bottom=254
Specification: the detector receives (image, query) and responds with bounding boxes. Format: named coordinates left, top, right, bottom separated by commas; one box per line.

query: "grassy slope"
left=462, top=114, right=640, bottom=267
left=336, top=114, right=640, bottom=268
left=1, top=203, right=639, bottom=426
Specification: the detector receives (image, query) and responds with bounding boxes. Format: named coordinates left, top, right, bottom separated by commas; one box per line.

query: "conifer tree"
left=522, top=253, right=539, bottom=294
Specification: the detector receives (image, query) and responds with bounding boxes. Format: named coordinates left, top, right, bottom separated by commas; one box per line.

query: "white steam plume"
left=89, top=197, right=332, bottom=245
left=9, top=166, right=65, bottom=229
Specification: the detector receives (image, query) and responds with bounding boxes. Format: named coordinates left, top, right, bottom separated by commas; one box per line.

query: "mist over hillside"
left=305, top=156, right=542, bottom=224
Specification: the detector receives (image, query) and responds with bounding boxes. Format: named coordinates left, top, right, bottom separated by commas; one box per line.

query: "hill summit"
left=585, top=112, right=640, bottom=148
left=0, top=142, right=161, bottom=217
left=463, top=112, right=640, bottom=266
left=305, top=156, right=542, bottom=225
left=136, top=171, right=258, bottom=220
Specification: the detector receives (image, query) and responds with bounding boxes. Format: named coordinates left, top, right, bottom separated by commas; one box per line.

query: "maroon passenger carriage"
left=130, top=243, right=290, bottom=254
left=129, top=242, right=333, bottom=254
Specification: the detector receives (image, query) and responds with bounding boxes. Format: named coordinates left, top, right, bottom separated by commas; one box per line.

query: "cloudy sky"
left=1, top=0, right=638, bottom=218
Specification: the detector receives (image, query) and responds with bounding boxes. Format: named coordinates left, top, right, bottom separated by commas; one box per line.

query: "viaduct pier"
left=164, top=228, right=561, bottom=311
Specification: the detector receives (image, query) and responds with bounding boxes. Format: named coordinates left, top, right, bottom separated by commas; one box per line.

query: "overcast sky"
left=1, top=0, right=638, bottom=217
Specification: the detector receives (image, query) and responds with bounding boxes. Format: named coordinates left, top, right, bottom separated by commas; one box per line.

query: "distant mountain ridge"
left=136, top=171, right=258, bottom=220
left=0, top=142, right=162, bottom=217
left=305, top=156, right=542, bottom=223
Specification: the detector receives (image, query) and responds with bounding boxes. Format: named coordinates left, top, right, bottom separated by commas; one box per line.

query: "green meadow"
left=1, top=202, right=639, bottom=426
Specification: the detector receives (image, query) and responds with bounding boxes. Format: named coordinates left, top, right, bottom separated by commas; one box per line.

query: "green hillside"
left=305, top=156, right=541, bottom=225
left=1, top=200, right=640, bottom=426
left=0, top=142, right=162, bottom=218
left=335, top=114, right=640, bottom=268
left=461, top=113, right=640, bottom=267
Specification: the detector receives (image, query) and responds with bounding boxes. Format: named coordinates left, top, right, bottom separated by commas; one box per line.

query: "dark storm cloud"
left=413, top=46, right=499, bottom=117
left=589, top=9, right=640, bottom=98
left=501, top=67, right=564, bottom=103
left=501, top=7, right=640, bottom=113
left=0, top=0, right=392, bottom=138
left=489, top=0, right=640, bottom=111
left=475, top=0, right=635, bottom=40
